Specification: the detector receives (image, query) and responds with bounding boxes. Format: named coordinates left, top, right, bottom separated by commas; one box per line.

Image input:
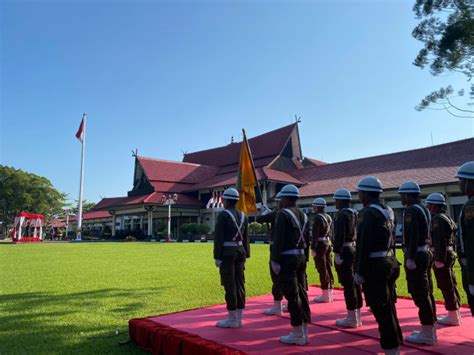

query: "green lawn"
left=0, top=243, right=468, bottom=354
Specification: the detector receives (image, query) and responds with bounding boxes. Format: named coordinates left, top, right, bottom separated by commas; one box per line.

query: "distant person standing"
left=214, top=188, right=250, bottom=328
left=455, top=161, right=474, bottom=316
left=271, top=184, right=310, bottom=345
left=425, top=193, right=462, bottom=326
left=399, top=180, right=437, bottom=345
left=355, top=176, right=402, bottom=355
left=333, top=188, right=362, bottom=328
left=310, top=197, right=334, bottom=303
left=256, top=199, right=288, bottom=316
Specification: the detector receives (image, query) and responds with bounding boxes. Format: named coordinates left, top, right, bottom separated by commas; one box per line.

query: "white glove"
left=311, top=249, right=316, bottom=257
left=434, top=261, right=445, bottom=269
left=406, top=259, right=417, bottom=270
left=271, top=261, right=281, bottom=275
left=334, top=253, right=343, bottom=266
left=460, top=258, right=467, bottom=267
left=354, top=273, right=365, bottom=285
left=215, top=259, right=222, bottom=268
left=260, top=204, right=272, bottom=216
left=469, top=284, right=474, bottom=296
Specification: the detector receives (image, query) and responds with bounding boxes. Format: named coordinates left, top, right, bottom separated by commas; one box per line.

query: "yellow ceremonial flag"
left=236, top=129, right=258, bottom=215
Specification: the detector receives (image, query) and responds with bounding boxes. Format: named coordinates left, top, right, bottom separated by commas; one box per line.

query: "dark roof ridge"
left=137, top=155, right=217, bottom=168
left=297, top=137, right=474, bottom=173
left=182, top=123, right=297, bottom=158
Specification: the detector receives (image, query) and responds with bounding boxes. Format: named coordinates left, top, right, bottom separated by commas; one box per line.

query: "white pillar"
left=262, top=182, right=268, bottom=205
left=167, top=204, right=172, bottom=238
left=112, top=214, right=116, bottom=237
left=147, top=210, right=153, bottom=236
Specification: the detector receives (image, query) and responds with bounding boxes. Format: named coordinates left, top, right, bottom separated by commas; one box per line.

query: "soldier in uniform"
left=425, top=192, right=462, bottom=325
left=256, top=199, right=288, bottom=315
left=214, top=188, right=250, bottom=328
left=271, top=184, right=311, bottom=345
left=398, top=180, right=437, bottom=345
left=354, top=176, right=402, bottom=355
left=333, top=188, right=363, bottom=328
left=455, top=161, right=474, bottom=316
left=311, top=197, right=334, bottom=303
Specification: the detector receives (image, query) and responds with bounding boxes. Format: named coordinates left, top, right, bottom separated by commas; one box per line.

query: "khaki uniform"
left=431, top=212, right=461, bottom=311
left=311, top=212, right=334, bottom=290
left=356, top=200, right=402, bottom=350
left=457, top=196, right=474, bottom=315
left=334, top=208, right=362, bottom=311
left=214, top=208, right=250, bottom=311
left=256, top=211, right=283, bottom=301
left=271, top=207, right=310, bottom=326
left=403, top=203, right=437, bottom=325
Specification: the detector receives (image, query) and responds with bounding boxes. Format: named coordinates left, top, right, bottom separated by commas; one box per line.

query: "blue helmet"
left=312, top=198, right=327, bottom=207
left=333, top=188, right=352, bottom=201
left=398, top=181, right=421, bottom=194
left=425, top=193, right=446, bottom=205
left=276, top=184, right=300, bottom=198
left=357, top=176, right=383, bottom=193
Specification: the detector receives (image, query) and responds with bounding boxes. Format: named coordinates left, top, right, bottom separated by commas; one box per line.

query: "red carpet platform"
left=129, top=286, right=474, bottom=354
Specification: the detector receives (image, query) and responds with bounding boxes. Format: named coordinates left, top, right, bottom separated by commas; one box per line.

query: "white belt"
left=316, top=237, right=330, bottom=242
left=369, top=250, right=394, bottom=258
left=223, top=241, right=243, bottom=247
left=417, top=245, right=429, bottom=252
left=282, top=249, right=305, bottom=255
left=343, top=241, right=356, bottom=247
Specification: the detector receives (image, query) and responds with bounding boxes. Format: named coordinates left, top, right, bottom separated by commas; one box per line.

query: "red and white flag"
left=76, top=118, right=85, bottom=143
left=218, top=192, right=223, bottom=208
left=206, top=192, right=215, bottom=209
left=214, top=192, right=220, bottom=209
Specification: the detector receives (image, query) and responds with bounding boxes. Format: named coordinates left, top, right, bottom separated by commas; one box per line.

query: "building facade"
left=75, top=123, right=473, bottom=239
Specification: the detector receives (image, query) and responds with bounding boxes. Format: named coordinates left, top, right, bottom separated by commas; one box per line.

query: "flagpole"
left=76, top=112, right=87, bottom=241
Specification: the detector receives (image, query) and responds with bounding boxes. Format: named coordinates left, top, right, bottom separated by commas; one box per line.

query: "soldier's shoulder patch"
left=465, top=206, right=474, bottom=220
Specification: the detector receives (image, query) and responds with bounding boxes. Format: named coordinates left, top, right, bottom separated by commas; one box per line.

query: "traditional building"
left=76, top=123, right=473, bottom=239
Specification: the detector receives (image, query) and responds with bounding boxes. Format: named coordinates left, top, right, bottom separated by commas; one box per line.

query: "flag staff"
left=76, top=112, right=87, bottom=241
left=242, top=128, right=264, bottom=204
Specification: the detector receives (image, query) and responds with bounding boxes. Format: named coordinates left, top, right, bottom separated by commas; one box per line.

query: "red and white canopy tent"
left=12, top=212, right=44, bottom=243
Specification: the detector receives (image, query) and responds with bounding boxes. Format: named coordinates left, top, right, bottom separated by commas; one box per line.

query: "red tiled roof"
left=138, top=156, right=219, bottom=184
left=299, top=166, right=459, bottom=198
left=182, top=123, right=296, bottom=167
left=261, top=167, right=302, bottom=185
left=70, top=210, right=112, bottom=221
left=189, top=169, right=268, bottom=190
left=93, top=195, right=147, bottom=210
left=216, top=156, right=275, bottom=175
left=292, top=138, right=474, bottom=183
left=93, top=192, right=203, bottom=210
left=149, top=181, right=193, bottom=193
left=47, top=218, right=67, bottom=228
left=144, top=192, right=203, bottom=207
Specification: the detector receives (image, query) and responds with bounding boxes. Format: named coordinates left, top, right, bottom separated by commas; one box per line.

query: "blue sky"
left=2, top=0, right=473, bottom=204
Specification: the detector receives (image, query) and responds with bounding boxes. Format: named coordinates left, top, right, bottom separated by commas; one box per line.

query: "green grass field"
left=0, top=243, right=468, bottom=354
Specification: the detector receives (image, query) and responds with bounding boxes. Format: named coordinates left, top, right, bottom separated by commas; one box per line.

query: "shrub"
left=181, top=223, right=210, bottom=236
left=248, top=222, right=262, bottom=234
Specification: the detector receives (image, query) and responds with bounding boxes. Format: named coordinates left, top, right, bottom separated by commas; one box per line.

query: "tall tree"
left=412, top=0, right=474, bottom=117
left=0, top=166, right=67, bottom=228
left=71, top=200, right=96, bottom=214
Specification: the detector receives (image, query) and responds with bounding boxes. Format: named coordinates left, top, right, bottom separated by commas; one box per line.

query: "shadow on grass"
left=0, top=287, right=171, bottom=354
